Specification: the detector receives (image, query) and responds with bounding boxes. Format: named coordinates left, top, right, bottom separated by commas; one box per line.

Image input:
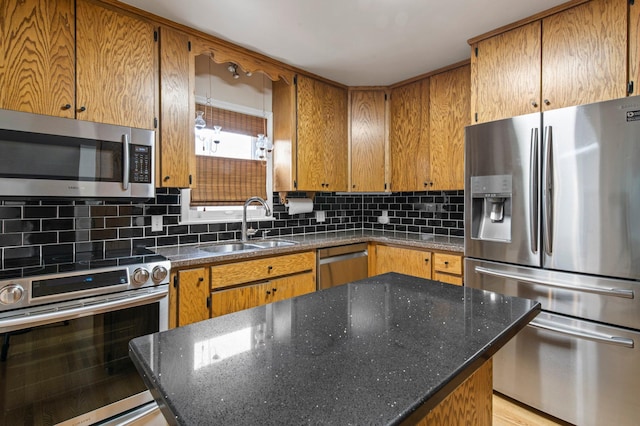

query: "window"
left=181, top=99, right=273, bottom=224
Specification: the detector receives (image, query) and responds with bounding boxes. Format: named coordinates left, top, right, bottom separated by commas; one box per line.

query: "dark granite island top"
left=129, top=273, right=540, bottom=425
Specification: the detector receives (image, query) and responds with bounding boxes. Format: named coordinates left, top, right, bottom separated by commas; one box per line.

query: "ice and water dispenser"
left=470, top=175, right=512, bottom=242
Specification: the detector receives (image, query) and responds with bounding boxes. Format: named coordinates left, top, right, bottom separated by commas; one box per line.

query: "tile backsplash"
left=0, top=188, right=463, bottom=276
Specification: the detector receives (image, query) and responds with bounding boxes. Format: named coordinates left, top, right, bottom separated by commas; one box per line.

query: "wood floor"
left=493, top=392, right=573, bottom=426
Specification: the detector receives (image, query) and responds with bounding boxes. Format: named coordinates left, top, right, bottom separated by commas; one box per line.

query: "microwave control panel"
left=131, top=145, right=151, bottom=183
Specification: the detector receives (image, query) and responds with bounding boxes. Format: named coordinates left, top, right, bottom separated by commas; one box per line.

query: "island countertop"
left=129, top=273, right=540, bottom=425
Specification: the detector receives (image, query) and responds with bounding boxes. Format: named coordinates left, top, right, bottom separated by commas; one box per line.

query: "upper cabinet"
left=0, top=0, right=156, bottom=129
left=389, top=78, right=430, bottom=192
left=429, top=64, right=470, bottom=190
left=471, top=0, right=628, bottom=123
left=349, top=89, right=387, bottom=192
left=157, top=26, right=194, bottom=188
left=273, top=75, right=348, bottom=192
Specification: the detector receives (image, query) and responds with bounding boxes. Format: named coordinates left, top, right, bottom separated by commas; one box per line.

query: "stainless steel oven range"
left=0, top=247, right=170, bottom=426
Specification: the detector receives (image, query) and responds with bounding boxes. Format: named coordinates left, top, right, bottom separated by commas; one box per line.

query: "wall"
left=0, top=190, right=463, bottom=278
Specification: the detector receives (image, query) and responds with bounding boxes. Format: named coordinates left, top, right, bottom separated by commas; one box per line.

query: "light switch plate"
left=315, top=210, right=326, bottom=223
left=151, top=215, right=163, bottom=232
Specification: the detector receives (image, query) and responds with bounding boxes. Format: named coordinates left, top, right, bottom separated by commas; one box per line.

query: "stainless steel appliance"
left=0, top=108, right=155, bottom=200
left=0, top=248, right=170, bottom=425
left=464, top=96, right=640, bottom=426
left=317, top=243, right=368, bottom=290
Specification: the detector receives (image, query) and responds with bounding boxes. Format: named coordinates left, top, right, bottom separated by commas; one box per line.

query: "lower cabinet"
left=369, top=243, right=463, bottom=285
left=170, top=267, right=210, bottom=328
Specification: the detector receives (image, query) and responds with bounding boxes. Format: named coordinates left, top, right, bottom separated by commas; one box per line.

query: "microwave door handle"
left=543, top=125, right=553, bottom=255
left=529, top=127, right=539, bottom=254
left=122, top=133, right=130, bottom=191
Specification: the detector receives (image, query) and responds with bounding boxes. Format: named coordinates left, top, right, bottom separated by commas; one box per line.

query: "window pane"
left=196, top=131, right=254, bottom=160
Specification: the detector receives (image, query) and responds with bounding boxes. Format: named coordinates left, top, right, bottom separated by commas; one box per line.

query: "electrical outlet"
left=315, top=210, right=326, bottom=223
left=151, top=215, right=163, bottom=232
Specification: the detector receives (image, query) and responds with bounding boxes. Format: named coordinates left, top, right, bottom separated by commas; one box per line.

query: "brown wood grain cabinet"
left=349, top=89, right=387, bottom=192
left=157, top=26, right=195, bottom=188
left=389, top=78, right=431, bottom=192
left=471, top=0, right=628, bottom=124
left=173, top=267, right=210, bottom=327
left=0, top=0, right=156, bottom=129
left=273, top=75, right=348, bottom=192
left=429, top=64, right=470, bottom=190
left=210, top=251, right=316, bottom=318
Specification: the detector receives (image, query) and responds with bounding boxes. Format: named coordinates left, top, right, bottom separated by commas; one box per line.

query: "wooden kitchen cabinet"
left=370, top=244, right=432, bottom=280
left=432, top=252, right=463, bottom=286
left=157, top=26, right=195, bottom=188
left=389, top=78, right=430, bottom=192
left=0, top=0, right=156, bottom=129
left=273, top=75, right=348, bottom=192
left=173, top=267, right=210, bottom=327
left=471, top=0, right=628, bottom=124
left=429, top=64, right=470, bottom=190
left=349, top=89, right=387, bottom=192
left=210, top=251, right=316, bottom=318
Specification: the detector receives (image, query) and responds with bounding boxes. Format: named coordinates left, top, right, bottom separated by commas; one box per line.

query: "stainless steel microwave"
left=0, top=109, right=155, bottom=200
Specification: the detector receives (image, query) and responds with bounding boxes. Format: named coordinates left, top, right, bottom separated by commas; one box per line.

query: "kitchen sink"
left=198, top=242, right=259, bottom=254
left=249, top=240, right=298, bottom=248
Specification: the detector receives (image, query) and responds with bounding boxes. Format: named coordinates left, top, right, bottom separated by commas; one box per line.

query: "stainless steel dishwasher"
left=317, top=243, right=368, bottom=290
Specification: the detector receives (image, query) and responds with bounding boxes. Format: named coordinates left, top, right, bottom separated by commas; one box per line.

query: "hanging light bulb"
left=195, top=111, right=206, bottom=141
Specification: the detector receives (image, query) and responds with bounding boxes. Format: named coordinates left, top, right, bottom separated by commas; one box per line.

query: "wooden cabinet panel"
left=158, top=26, right=194, bottom=188
left=433, top=272, right=463, bottom=286
left=631, top=0, right=640, bottom=96
left=0, top=0, right=75, bottom=117
left=389, top=79, right=430, bottom=191
left=210, top=251, right=315, bottom=289
left=177, top=267, right=209, bottom=327
left=273, top=80, right=297, bottom=191
left=75, top=0, right=156, bottom=129
left=322, top=81, right=349, bottom=191
left=350, top=90, right=387, bottom=192
left=429, top=65, right=470, bottom=190
left=270, top=272, right=316, bottom=302
left=433, top=253, right=463, bottom=275
left=373, top=245, right=432, bottom=280
left=542, top=0, right=627, bottom=111
left=471, top=22, right=541, bottom=124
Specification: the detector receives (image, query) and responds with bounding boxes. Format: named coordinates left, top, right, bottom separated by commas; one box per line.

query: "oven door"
left=0, top=286, right=168, bottom=426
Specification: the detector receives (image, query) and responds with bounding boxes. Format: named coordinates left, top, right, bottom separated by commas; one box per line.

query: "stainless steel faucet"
left=242, top=196, right=271, bottom=241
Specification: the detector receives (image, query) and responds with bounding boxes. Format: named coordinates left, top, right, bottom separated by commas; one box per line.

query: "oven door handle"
left=0, top=288, right=167, bottom=333
left=529, top=318, right=634, bottom=348
left=474, top=266, right=634, bottom=299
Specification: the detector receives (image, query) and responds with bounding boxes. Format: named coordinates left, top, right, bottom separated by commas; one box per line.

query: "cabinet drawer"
left=432, top=253, right=463, bottom=275
left=210, top=251, right=315, bottom=289
left=433, top=272, right=463, bottom=286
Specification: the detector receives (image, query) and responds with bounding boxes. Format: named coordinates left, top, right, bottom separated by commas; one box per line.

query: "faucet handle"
left=262, top=229, right=271, bottom=237
left=246, top=227, right=258, bottom=238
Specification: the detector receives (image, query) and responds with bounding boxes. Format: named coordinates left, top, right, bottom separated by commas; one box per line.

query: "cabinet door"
left=0, top=0, right=75, bottom=117
left=271, top=272, right=316, bottom=302
left=542, top=0, right=627, bottom=111
left=296, top=75, right=327, bottom=190
left=471, top=21, right=541, bottom=124
left=373, top=245, right=432, bottom=279
left=322, top=82, right=348, bottom=191
left=350, top=90, right=386, bottom=192
left=158, top=26, right=194, bottom=188
left=211, top=281, right=271, bottom=318
left=75, top=0, right=156, bottom=129
left=389, top=79, right=430, bottom=191
left=177, top=267, right=209, bottom=326
left=429, top=65, right=470, bottom=190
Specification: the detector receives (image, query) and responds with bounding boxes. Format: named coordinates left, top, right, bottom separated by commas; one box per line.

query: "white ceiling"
left=120, top=0, right=568, bottom=86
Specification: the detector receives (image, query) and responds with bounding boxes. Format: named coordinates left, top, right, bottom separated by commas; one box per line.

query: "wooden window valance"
left=191, top=156, right=267, bottom=206
left=196, top=103, right=266, bottom=137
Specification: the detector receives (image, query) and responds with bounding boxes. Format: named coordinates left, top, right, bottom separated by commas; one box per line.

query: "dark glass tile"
left=24, top=232, right=58, bottom=245
left=145, top=227, right=166, bottom=237
left=91, top=205, right=118, bottom=217
left=4, top=246, right=40, bottom=268
left=0, top=206, right=22, bottom=219
left=168, top=206, right=182, bottom=215
left=105, top=240, right=132, bottom=252
left=119, top=228, right=143, bottom=239
left=209, top=224, right=225, bottom=232
left=24, top=206, right=57, bottom=219
left=156, top=194, right=180, bottom=205
left=76, top=241, right=104, bottom=254
left=132, top=238, right=155, bottom=249
left=450, top=213, right=463, bottom=220
left=443, top=220, right=457, bottom=228
left=144, top=205, right=167, bottom=215
left=179, top=235, right=198, bottom=245
left=155, top=187, right=169, bottom=195
left=105, top=217, right=131, bottom=228
left=450, top=229, right=464, bottom=237
left=42, top=243, right=73, bottom=263
left=168, top=225, right=188, bottom=235
left=279, top=228, right=293, bottom=235
left=42, top=218, right=74, bottom=231
left=435, top=228, right=448, bottom=235
left=91, top=229, right=118, bottom=240
left=60, top=230, right=89, bottom=243
left=189, top=224, right=208, bottom=233
left=4, top=219, right=40, bottom=233
left=168, top=187, right=181, bottom=195
left=156, top=236, right=178, bottom=246
left=199, top=233, right=219, bottom=243
left=164, top=216, right=179, bottom=226
left=119, top=205, right=145, bottom=216
left=227, top=222, right=241, bottom=231
left=218, top=232, right=235, bottom=241
left=0, top=233, right=22, bottom=247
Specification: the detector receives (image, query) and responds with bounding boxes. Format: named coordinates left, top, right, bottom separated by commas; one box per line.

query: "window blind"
left=196, top=103, right=266, bottom=137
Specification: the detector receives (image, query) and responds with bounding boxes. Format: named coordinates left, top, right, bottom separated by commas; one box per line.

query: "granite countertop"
left=129, top=273, right=540, bottom=425
left=154, top=229, right=464, bottom=268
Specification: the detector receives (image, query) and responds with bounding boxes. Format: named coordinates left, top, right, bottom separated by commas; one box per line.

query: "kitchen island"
left=129, top=273, right=540, bottom=425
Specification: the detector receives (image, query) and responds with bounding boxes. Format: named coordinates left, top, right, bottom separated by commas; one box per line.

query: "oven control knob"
left=0, top=284, right=24, bottom=305
left=132, top=268, right=150, bottom=285
left=151, top=266, right=168, bottom=284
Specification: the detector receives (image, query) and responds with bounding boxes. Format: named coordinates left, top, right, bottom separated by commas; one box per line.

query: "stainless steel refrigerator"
left=464, top=96, right=640, bottom=426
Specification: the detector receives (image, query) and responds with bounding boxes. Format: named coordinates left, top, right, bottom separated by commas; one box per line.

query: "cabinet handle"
left=272, top=288, right=277, bottom=293
left=267, top=266, right=273, bottom=272
left=531, top=100, right=538, bottom=108
left=444, top=261, right=449, bottom=266
left=544, top=99, right=550, bottom=106
left=62, top=104, right=71, bottom=110
left=424, top=182, right=428, bottom=187
left=77, top=106, right=86, bottom=112
left=198, top=277, right=204, bottom=282
left=163, top=176, right=170, bottom=182
left=424, top=258, right=429, bottom=263
left=266, top=290, right=271, bottom=295
left=352, top=184, right=356, bottom=189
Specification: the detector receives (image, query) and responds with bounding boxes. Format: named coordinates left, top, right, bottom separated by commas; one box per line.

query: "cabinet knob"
left=77, top=106, right=86, bottom=112
left=425, top=258, right=429, bottom=263
left=444, top=261, right=449, bottom=266
left=531, top=101, right=538, bottom=108
left=267, top=265, right=273, bottom=272
left=272, top=288, right=277, bottom=293
left=352, top=184, right=356, bottom=189
left=163, top=176, right=170, bottom=182
left=266, top=290, right=271, bottom=295
left=544, top=99, right=550, bottom=106
left=424, top=182, right=428, bottom=187
left=198, top=277, right=204, bottom=282
left=62, top=104, right=71, bottom=110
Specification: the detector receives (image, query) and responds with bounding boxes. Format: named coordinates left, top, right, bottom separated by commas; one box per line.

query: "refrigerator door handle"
left=543, top=125, right=553, bottom=255
left=529, top=318, right=634, bottom=348
left=529, top=127, right=539, bottom=254
left=474, top=266, right=634, bottom=299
